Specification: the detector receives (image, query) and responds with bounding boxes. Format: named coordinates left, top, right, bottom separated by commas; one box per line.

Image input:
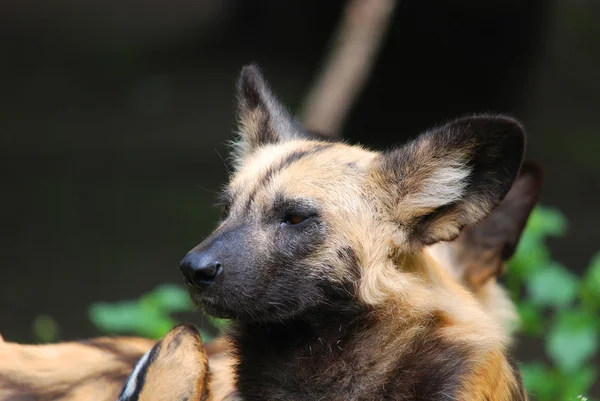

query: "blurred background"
left=1, top=0, right=599, bottom=398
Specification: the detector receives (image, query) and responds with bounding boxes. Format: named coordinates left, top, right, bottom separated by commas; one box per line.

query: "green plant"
left=88, top=283, right=227, bottom=341
left=507, top=206, right=599, bottom=401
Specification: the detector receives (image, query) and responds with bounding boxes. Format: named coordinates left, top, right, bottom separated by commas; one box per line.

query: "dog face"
left=180, top=65, right=525, bottom=322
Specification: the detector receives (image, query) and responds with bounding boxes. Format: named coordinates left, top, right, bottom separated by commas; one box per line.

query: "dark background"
left=1, top=0, right=598, bottom=389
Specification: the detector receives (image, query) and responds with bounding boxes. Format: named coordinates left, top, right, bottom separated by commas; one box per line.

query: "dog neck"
left=227, top=294, right=476, bottom=400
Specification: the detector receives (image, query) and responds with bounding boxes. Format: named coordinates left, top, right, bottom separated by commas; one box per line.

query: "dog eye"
left=282, top=214, right=308, bottom=226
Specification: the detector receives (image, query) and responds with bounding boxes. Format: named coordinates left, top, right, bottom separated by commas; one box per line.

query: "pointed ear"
left=118, top=324, right=208, bottom=401
left=452, top=161, right=543, bottom=289
left=371, top=114, right=526, bottom=247
left=233, top=64, right=306, bottom=161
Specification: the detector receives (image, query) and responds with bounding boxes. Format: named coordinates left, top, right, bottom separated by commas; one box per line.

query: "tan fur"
left=458, top=350, right=523, bottom=401
left=428, top=161, right=543, bottom=337
left=429, top=242, right=520, bottom=336
left=0, top=336, right=154, bottom=401
left=136, top=326, right=209, bottom=401
left=207, top=345, right=237, bottom=401
left=0, top=331, right=239, bottom=401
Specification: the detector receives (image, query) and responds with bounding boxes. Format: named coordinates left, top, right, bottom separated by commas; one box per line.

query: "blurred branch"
left=301, top=0, right=396, bottom=138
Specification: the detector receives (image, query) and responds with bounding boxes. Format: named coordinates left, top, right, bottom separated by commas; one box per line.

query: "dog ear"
left=451, top=161, right=543, bottom=289
left=118, top=324, right=209, bottom=401
left=371, top=114, right=526, bottom=248
left=233, top=64, right=309, bottom=163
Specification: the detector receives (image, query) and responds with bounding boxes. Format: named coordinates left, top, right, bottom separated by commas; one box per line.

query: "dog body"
left=178, top=66, right=529, bottom=400
left=0, top=65, right=539, bottom=401
left=0, top=335, right=154, bottom=401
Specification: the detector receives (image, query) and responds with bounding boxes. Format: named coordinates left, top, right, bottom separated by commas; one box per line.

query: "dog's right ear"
left=233, top=64, right=308, bottom=165
left=450, top=161, right=543, bottom=290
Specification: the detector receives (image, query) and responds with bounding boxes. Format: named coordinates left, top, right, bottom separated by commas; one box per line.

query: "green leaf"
left=527, top=206, right=568, bottom=238
left=88, top=300, right=174, bottom=339
left=581, top=252, right=600, bottom=309
left=520, top=362, right=560, bottom=400
left=89, top=301, right=140, bottom=332
left=509, top=206, right=568, bottom=283
left=547, top=311, right=599, bottom=373
left=527, top=263, right=579, bottom=309
left=559, top=365, right=597, bottom=400
left=510, top=241, right=549, bottom=281
left=88, top=284, right=196, bottom=339
left=516, top=302, right=544, bottom=336
left=141, top=284, right=193, bottom=313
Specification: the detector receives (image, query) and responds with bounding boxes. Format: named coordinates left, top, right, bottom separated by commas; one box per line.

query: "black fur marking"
left=244, top=144, right=333, bottom=209
left=447, top=115, right=525, bottom=212
left=267, top=194, right=320, bottom=223
left=335, top=246, right=361, bottom=287
left=236, top=64, right=266, bottom=111
left=230, top=311, right=472, bottom=400
left=386, top=333, right=471, bottom=401
left=188, top=206, right=329, bottom=322
left=117, top=340, right=162, bottom=401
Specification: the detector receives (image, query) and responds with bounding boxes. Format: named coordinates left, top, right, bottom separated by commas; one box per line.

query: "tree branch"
left=301, top=0, right=396, bottom=138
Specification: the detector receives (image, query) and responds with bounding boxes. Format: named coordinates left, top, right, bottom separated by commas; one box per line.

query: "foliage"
left=88, top=283, right=227, bottom=341
left=507, top=206, right=599, bottom=401
left=85, top=206, right=599, bottom=400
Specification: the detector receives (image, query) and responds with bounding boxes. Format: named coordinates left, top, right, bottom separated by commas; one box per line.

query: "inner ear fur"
left=372, top=114, right=526, bottom=247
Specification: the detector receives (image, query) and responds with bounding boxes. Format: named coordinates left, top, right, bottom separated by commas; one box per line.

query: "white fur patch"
left=118, top=349, right=151, bottom=400
left=411, top=163, right=470, bottom=209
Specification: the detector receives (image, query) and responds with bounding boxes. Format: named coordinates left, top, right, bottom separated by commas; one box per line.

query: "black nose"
left=179, top=251, right=223, bottom=287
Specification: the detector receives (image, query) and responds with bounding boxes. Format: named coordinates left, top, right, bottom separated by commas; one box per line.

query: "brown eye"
left=283, top=215, right=308, bottom=226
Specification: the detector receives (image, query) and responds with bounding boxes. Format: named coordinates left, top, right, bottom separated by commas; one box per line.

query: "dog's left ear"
left=233, top=64, right=308, bottom=163
left=371, top=114, right=526, bottom=247
left=452, top=161, right=543, bottom=289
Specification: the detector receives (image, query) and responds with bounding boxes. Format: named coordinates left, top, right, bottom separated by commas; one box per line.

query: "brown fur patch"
left=457, top=350, right=527, bottom=401
left=136, top=325, right=209, bottom=401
